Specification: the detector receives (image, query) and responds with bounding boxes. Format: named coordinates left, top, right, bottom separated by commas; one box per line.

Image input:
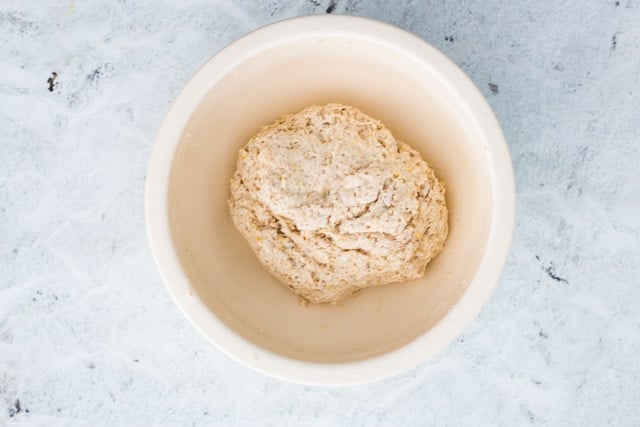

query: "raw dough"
left=228, top=103, right=448, bottom=303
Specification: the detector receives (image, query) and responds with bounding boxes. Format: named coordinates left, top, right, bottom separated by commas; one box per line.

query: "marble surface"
left=1, top=0, right=639, bottom=425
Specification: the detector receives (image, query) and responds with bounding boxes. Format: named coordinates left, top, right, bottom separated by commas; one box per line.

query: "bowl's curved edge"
left=144, top=14, right=515, bottom=386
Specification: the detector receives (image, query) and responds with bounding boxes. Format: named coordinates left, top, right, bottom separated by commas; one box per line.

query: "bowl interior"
left=168, top=36, right=492, bottom=363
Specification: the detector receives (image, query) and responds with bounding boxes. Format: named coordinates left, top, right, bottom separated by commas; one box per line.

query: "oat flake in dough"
left=228, top=103, right=448, bottom=304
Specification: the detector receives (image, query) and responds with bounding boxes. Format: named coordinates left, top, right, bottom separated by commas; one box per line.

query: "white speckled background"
left=1, top=0, right=639, bottom=425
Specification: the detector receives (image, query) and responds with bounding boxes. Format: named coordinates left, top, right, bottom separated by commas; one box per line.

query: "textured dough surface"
left=228, top=104, right=448, bottom=303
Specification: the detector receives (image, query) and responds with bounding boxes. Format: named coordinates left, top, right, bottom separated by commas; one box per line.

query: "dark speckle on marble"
left=445, top=35, right=454, bottom=42
left=47, top=71, right=58, bottom=92
left=544, top=264, right=569, bottom=284
left=539, top=330, right=549, bottom=339
left=7, top=399, right=23, bottom=418
left=88, top=68, right=101, bottom=82
left=326, top=0, right=337, bottom=14
left=488, top=82, right=499, bottom=94
left=526, top=409, right=536, bottom=422
left=535, top=256, right=569, bottom=284
left=87, top=63, right=112, bottom=83
left=611, top=33, right=618, bottom=51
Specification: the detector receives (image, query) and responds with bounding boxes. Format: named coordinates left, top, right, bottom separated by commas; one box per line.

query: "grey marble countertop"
left=1, top=1, right=639, bottom=425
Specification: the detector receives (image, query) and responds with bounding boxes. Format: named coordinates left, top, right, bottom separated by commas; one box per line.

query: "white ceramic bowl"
left=145, top=15, right=514, bottom=385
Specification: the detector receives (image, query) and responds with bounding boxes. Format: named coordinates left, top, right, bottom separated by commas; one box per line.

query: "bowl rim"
left=145, top=14, right=515, bottom=386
